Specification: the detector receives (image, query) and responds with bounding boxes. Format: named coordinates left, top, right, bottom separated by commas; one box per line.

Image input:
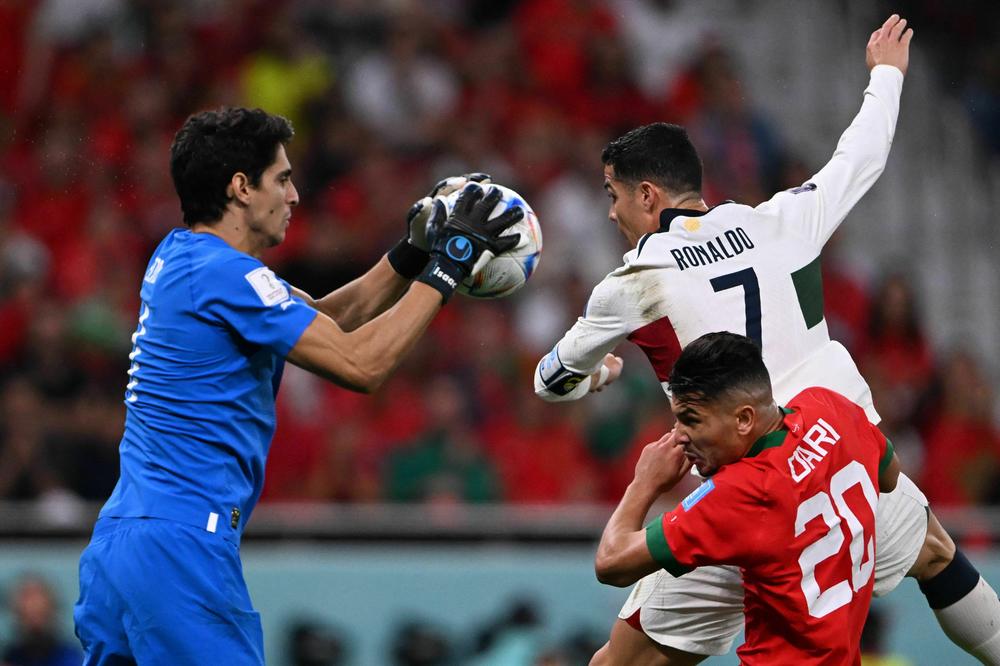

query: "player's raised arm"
left=287, top=184, right=521, bottom=393
left=760, top=14, right=912, bottom=248
left=293, top=174, right=492, bottom=331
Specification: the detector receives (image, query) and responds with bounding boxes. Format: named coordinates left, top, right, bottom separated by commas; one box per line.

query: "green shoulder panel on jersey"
left=791, top=256, right=824, bottom=329
left=745, top=409, right=793, bottom=458
left=645, top=517, right=694, bottom=577
left=879, top=437, right=896, bottom=475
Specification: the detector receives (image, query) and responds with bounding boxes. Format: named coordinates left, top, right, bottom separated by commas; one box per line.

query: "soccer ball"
left=437, top=184, right=542, bottom=299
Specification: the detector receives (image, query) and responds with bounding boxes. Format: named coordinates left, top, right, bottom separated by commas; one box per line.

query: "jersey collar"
left=658, top=201, right=734, bottom=231
left=744, top=406, right=795, bottom=458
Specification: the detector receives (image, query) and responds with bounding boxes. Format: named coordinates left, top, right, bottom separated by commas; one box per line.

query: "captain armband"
left=534, top=347, right=590, bottom=401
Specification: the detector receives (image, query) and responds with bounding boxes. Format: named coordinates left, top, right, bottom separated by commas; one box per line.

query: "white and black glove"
left=387, top=173, right=492, bottom=279
left=415, top=183, right=522, bottom=303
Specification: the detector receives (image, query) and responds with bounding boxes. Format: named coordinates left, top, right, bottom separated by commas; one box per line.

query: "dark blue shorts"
left=74, top=517, right=264, bottom=665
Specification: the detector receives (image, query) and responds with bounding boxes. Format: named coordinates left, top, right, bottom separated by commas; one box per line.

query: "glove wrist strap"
left=387, top=238, right=430, bottom=279
left=414, top=255, right=468, bottom=304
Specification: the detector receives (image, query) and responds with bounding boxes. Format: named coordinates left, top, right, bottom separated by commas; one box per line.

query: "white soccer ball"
left=437, top=184, right=542, bottom=299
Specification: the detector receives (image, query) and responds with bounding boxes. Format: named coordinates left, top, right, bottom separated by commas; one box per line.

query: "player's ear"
left=639, top=181, right=658, bottom=212
left=228, top=172, right=252, bottom=205
left=734, top=404, right=755, bottom=437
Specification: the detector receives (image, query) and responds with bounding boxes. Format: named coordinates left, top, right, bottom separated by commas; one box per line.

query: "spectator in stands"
left=859, top=272, right=936, bottom=430
left=2, top=574, right=82, bottom=666
left=390, top=620, right=454, bottom=666
left=239, top=6, right=332, bottom=138
left=287, top=619, right=348, bottom=666
left=684, top=46, right=787, bottom=204
left=343, top=7, right=459, bottom=153
left=383, top=375, right=501, bottom=504
left=921, top=350, right=1000, bottom=507
left=0, top=377, right=64, bottom=501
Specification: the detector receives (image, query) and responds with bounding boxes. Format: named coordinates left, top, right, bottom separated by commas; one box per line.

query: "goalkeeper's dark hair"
left=170, top=107, right=294, bottom=226
left=668, top=332, right=772, bottom=406
left=601, top=122, right=702, bottom=195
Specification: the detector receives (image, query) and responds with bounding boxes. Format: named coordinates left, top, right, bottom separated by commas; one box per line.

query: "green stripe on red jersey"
left=879, top=437, right=895, bottom=475
left=645, top=517, right=694, bottom=578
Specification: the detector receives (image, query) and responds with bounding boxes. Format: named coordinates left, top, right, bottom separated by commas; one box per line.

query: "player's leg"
left=110, top=519, right=265, bottom=666
left=590, top=618, right=705, bottom=666
left=74, top=526, right=137, bottom=665
left=874, top=473, right=1000, bottom=664
left=910, top=512, right=1000, bottom=664
left=593, top=567, right=743, bottom=664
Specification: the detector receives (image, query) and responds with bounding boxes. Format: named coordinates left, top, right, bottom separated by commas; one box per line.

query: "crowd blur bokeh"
left=0, top=0, right=999, bottom=533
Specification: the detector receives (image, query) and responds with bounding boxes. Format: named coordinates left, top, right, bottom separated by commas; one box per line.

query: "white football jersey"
left=536, top=65, right=905, bottom=424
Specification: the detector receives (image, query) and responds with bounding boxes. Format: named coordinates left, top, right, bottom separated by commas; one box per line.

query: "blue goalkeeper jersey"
left=98, top=228, right=317, bottom=541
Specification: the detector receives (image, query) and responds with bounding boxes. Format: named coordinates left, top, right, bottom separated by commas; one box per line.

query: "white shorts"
left=618, top=472, right=929, bottom=655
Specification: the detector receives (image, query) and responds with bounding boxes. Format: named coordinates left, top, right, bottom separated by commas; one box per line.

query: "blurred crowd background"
left=0, top=0, right=998, bottom=663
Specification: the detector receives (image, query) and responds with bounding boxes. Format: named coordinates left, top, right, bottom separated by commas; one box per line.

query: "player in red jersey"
left=595, top=332, right=899, bottom=665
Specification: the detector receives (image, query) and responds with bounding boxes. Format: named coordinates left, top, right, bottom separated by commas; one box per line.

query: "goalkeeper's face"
left=603, top=165, right=659, bottom=249
left=246, top=144, right=299, bottom=248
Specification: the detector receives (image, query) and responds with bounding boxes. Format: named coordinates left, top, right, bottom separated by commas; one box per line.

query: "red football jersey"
left=646, top=387, right=894, bottom=665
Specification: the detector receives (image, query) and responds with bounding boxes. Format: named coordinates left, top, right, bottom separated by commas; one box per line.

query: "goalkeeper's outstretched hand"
left=415, top=183, right=522, bottom=302
left=387, top=173, right=491, bottom=279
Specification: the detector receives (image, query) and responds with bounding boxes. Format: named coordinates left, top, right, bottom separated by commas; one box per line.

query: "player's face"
left=603, top=165, right=657, bottom=248
left=670, top=396, right=746, bottom=476
left=247, top=144, right=299, bottom=249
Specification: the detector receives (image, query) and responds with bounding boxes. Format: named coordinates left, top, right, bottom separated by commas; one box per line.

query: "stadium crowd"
left=0, top=0, right=998, bottom=527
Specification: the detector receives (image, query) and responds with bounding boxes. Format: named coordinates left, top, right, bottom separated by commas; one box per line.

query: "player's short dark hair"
left=668, top=332, right=771, bottom=405
left=601, top=122, right=702, bottom=195
left=169, top=107, right=294, bottom=225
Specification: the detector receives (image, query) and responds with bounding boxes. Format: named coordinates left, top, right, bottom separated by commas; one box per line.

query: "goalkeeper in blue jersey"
left=72, top=107, right=521, bottom=665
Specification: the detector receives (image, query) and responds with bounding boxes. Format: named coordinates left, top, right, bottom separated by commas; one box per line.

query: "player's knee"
left=909, top=511, right=957, bottom=582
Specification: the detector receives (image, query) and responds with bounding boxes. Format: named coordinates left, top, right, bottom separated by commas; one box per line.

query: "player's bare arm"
left=291, top=257, right=410, bottom=332
left=879, top=450, right=901, bottom=493
left=287, top=281, right=443, bottom=393
left=595, top=432, right=692, bottom=587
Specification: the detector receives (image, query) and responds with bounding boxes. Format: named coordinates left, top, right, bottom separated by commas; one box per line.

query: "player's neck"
left=742, top=402, right=785, bottom=455
left=191, top=213, right=266, bottom=258
left=757, top=402, right=785, bottom=438
left=665, top=192, right=709, bottom=212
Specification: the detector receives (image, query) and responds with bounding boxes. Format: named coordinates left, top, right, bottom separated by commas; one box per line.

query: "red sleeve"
left=644, top=469, right=765, bottom=576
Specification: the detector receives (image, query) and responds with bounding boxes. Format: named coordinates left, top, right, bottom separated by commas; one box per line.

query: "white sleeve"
left=534, top=274, right=632, bottom=402
left=757, top=65, right=904, bottom=248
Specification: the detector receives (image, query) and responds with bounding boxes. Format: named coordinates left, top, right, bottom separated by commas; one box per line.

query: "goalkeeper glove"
left=415, top=183, right=522, bottom=302
left=387, top=173, right=492, bottom=279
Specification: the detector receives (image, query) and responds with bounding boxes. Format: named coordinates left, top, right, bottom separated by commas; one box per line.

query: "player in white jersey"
left=535, top=16, right=1000, bottom=665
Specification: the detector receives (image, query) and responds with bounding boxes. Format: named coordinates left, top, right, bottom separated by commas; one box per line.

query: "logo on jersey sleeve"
left=681, top=478, right=715, bottom=511
left=143, top=257, right=165, bottom=284
left=787, top=182, right=817, bottom=195
left=245, top=267, right=290, bottom=306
